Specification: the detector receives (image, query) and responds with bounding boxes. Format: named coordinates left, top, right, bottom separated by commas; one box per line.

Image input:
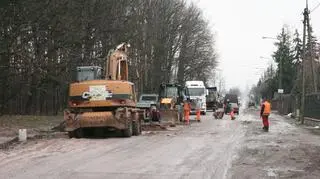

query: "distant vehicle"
left=224, top=94, right=239, bottom=114
left=185, top=81, right=207, bottom=115
left=248, top=101, right=255, bottom=107
left=230, top=103, right=239, bottom=115
left=206, top=87, right=218, bottom=111
left=137, top=94, right=158, bottom=108
left=136, top=94, right=159, bottom=121
left=224, top=94, right=239, bottom=104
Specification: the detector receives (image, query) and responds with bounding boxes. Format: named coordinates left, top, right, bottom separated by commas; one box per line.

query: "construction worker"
left=260, top=97, right=271, bottom=132
left=225, top=99, right=231, bottom=114
left=150, top=105, right=160, bottom=122
left=230, top=108, right=235, bottom=120
left=195, top=98, right=201, bottom=122
left=183, top=99, right=191, bottom=125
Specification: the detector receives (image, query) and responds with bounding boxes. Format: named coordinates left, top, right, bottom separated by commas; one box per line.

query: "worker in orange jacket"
left=230, top=108, right=235, bottom=120
left=260, top=97, right=271, bottom=132
left=184, top=99, right=191, bottom=125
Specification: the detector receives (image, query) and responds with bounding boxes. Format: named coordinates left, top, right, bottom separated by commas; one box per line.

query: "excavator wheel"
left=122, top=120, right=133, bottom=137
left=132, top=120, right=141, bottom=136
left=68, top=131, right=74, bottom=138
left=74, top=128, right=84, bottom=138
left=68, top=128, right=84, bottom=139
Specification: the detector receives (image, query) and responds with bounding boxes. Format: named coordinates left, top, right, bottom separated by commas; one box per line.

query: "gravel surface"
left=228, top=109, right=320, bottom=179
left=0, top=109, right=319, bottom=179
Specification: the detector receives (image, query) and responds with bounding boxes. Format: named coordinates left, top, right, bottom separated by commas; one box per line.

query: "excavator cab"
left=159, top=84, right=186, bottom=109
left=74, top=66, right=104, bottom=82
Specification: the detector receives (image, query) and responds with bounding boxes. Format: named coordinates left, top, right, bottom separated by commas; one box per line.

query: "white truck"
left=185, top=81, right=207, bottom=115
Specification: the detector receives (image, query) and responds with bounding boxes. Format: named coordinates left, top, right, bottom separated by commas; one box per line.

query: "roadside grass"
left=0, top=115, right=63, bottom=137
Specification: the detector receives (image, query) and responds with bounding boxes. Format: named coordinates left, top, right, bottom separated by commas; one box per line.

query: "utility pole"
left=279, top=30, right=284, bottom=91
left=300, top=1, right=308, bottom=124
left=306, top=7, right=318, bottom=93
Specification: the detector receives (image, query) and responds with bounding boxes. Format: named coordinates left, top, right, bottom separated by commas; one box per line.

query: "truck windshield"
left=188, top=88, right=205, bottom=96
left=207, top=91, right=216, bottom=101
left=141, top=96, right=157, bottom=101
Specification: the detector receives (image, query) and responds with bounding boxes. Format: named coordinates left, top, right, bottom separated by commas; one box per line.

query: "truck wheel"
left=133, top=120, right=141, bottom=136
left=122, top=120, right=133, bottom=137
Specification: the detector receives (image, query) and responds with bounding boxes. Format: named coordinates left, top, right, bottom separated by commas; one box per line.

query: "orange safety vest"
left=263, top=101, right=271, bottom=115
left=184, top=102, right=190, bottom=111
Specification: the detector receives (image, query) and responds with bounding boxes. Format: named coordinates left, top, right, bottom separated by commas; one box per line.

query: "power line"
left=311, top=1, right=320, bottom=12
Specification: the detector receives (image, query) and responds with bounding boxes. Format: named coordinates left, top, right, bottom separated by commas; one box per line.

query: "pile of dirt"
left=51, top=121, right=66, bottom=132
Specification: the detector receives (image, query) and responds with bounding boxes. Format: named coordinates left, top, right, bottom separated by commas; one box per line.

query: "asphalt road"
left=0, top=109, right=319, bottom=179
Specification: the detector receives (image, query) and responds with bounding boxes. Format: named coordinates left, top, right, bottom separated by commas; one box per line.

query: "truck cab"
left=137, top=94, right=159, bottom=109
left=206, top=87, right=218, bottom=111
left=158, top=83, right=187, bottom=109
left=136, top=94, right=159, bottom=121
left=185, top=81, right=207, bottom=115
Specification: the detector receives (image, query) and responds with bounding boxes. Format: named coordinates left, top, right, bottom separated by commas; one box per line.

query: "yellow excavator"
left=64, top=43, right=143, bottom=138
left=158, top=83, right=188, bottom=124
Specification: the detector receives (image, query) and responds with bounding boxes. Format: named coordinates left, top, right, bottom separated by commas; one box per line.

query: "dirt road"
left=0, top=110, right=319, bottom=179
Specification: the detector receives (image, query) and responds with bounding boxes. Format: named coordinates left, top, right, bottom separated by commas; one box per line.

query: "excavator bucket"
left=159, top=103, right=184, bottom=125
left=159, top=109, right=179, bottom=125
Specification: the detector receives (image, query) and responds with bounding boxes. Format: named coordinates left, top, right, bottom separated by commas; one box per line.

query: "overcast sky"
left=191, top=0, right=320, bottom=92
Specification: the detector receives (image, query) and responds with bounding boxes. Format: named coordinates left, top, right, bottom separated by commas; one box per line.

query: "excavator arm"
left=106, top=43, right=130, bottom=81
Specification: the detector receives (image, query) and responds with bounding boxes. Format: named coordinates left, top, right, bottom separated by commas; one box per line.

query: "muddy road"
left=0, top=110, right=319, bottom=179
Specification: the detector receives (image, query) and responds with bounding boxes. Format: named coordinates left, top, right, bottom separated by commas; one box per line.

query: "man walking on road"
left=260, top=97, right=271, bottom=132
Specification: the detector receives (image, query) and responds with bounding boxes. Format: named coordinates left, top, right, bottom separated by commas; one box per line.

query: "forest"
left=0, top=0, right=217, bottom=115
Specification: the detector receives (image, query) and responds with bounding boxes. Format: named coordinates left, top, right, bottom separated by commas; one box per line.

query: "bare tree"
left=0, top=0, right=218, bottom=115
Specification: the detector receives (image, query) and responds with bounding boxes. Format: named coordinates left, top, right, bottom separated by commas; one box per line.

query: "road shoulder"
left=228, top=110, right=320, bottom=179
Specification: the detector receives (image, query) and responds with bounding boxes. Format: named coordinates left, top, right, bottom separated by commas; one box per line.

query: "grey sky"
left=192, top=0, right=320, bottom=91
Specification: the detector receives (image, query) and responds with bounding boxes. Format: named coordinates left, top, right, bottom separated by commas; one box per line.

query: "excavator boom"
left=106, top=43, right=130, bottom=81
